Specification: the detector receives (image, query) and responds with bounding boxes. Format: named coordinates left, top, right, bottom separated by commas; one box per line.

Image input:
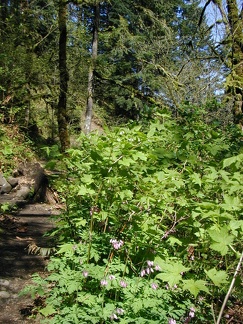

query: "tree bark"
left=57, top=0, right=70, bottom=151
left=226, top=0, right=243, bottom=126
left=84, top=4, right=99, bottom=134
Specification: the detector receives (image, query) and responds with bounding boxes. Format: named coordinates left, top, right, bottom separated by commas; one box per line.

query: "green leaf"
left=203, top=166, right=218, bottom=181
left=39, top=305, right=56, bottom=317
left=156, top=171, right=166, bottom=181
left=131, top=300, right=143, bottom=313
left=147, top=124, right=156, bottom=137
left=56, top=243, right=74, bottom=254
left=229, top=220, right=243, bottom=235
left=222, top=195, right=241, bottom=211
left=118, top=157, right=135, bottom=166
left=81, top=174, right=93, bottom=184
left=75, top=218, right=87, bottom=227
left=90, top=150, right=103, bottom=161
left=223, top=154, right=243, bottom=168
left=77, top=185, right=95, bottom=196
left=190, top=173, right=202, bottom=187
left=167, top=237, right=182, bottom=246
left=205, top=268, right=228, bottom=287
left=67, top=280, right=80, bottom=294
left=77, top=292, right=97, bottom=306
left=222, top=156, right=235, bottom=168
left=156, top=260, right=190, bottom=286
left=119, top=189, right=133, bottom=200
left=1, top=146, right=13, bottom=156
left=182, top=279, right=209, bottom=297
left=132, top=151, right=147, bottom=161
left=208, top=226, right=234, bottom=256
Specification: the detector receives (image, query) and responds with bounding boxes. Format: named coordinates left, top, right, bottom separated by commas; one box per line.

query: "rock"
left=0, top=279, right=10, bottom=287
left=12, top=169, right=23, bottom=177
left=18, top=162, right=48, bottom=202
left=0, top=162, right=49, bottom=205
left=0, top=173, right=13, bottom=194
left=7, top=176, right=19, bottom=188
left=15, top=185, right=31, bottom=200
left=0, top=174, right=6, bottom=186
left=0, top=291, right=10, bottom=298
left=1, top=182, right=12, bottom=194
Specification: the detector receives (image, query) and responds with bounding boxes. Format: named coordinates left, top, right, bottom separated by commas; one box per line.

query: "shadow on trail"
left=0, top=204, right=58, bottom=278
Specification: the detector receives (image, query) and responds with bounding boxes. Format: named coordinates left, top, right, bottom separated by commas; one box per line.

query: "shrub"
left=24, top=113, right=243, bottom=323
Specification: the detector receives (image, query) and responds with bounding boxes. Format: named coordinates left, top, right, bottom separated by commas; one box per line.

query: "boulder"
left=1, top=182, right=12, bottom=194
left=0, top=162, right=49, bottom=205
left=15, top=185, right=31, bottom=200
left=0, top=174, right=6, bottom=186
left=7, top=177, right=19, bottom=188
left=0, top=174, right=12, bottom=194
left=17, top=162, right=48, bottom=202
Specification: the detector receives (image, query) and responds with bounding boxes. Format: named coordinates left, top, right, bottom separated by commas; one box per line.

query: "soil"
left=0, top=203, right=60, bottom=324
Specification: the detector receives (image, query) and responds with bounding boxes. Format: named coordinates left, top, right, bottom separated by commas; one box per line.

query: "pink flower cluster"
left=110, top=238, right=124, bottom=250
left=140, top=260, right=161, bottom=277
left=100, top=279, right=108, bottom=286
left=82, top=270, right=88, bottom=278
left=168, top=319, right=176, bottom=324
left=184, top=307, right=195, bottom=321
left=189, top=307, right=195, bottom=318
left=100, top=274, right=116, bottom=287
left=110, top=308, right=124, bottom=320
left=151, top=282, right=158, bottom=290
left=100, top=275, right=128, bottom=289
left=120, top=280, right=127, bottom=288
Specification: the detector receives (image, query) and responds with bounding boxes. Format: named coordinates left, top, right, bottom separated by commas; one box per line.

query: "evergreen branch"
left=198, top=0, right=212, bottom=27
left=33, top=25, right=57, bottom=50
left=94, top=71, right=163, bottom=106
left=177, top=56, right=221, bottom=77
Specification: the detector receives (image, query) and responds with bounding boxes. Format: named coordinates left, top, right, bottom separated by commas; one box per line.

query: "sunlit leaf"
left=208, top=226, right=234, bottom=256
left=205, top=268, right=228, bottom=287
left=182, top=279, right=209, bottom=297
left=39, top=305, right=56, bottom=317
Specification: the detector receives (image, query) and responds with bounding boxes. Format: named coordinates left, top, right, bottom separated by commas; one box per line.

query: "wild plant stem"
left=216, top=251, right=243, bottom=324
left=87, top=210, right=94, bottom=264
left=211, top=303, right=217, bottom=324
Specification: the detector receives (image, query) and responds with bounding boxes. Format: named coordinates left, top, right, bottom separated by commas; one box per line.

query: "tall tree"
left=201, top=0, right=243, bottom=126
left=226, top=0, right=243, bottom=125
left=84, top=3, right=99, bottom=134
left=57, top=0, right=70, bottom=151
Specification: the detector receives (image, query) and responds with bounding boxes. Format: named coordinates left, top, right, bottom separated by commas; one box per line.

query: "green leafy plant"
left=23, top=112, right=243, bottom=323
left=0, top=124, right=35, bottom=173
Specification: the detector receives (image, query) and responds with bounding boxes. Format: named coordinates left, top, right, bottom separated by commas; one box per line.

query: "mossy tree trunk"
left=84, top=3, right=99, bottom=134
left=57, top=0, right=70, bottom=151
left=226, top=0, right=243, bottom=126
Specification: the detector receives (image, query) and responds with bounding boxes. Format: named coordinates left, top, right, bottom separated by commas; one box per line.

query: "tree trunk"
left=226, top=0, right=243, bottom=126
left=84, top=4, right=99, bottom=134
left=57, top=0, right=70, bottom=151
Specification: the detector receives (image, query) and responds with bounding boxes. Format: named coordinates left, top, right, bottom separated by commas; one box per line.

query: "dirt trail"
left=0, top=203, right=60, bottom=323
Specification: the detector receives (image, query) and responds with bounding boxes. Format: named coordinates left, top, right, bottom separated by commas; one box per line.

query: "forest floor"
left=0, top=203, right=60, bottom=324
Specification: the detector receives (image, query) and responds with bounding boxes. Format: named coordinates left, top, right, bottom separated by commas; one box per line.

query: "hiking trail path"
left=0, top=203, right=60, bottom=323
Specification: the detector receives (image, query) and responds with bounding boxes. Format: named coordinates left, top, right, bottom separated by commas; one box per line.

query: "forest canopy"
left=1, top=0, right=242, bottom=148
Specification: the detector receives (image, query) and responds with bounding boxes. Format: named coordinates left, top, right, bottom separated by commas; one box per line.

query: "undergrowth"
left=0, top=123, right=36, bottom=174
left=21, top=110, right=243, bottom=323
